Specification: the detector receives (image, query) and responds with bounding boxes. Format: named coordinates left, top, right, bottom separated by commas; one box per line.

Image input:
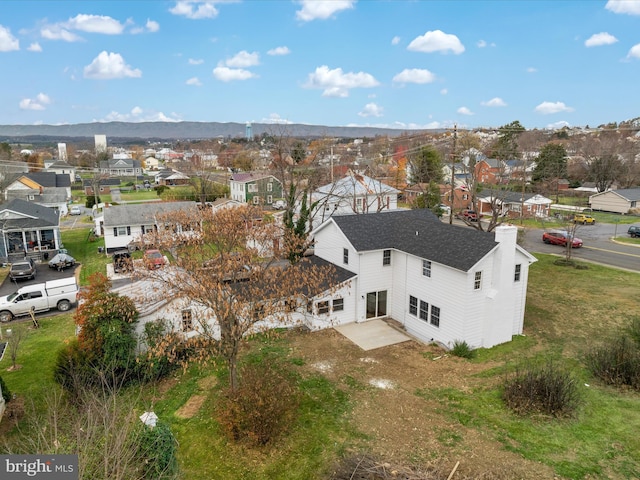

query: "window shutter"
left=113, top=227, right=118, bottom=237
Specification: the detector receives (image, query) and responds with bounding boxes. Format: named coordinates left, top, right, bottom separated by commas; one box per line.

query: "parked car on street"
left=457, top=209, right=480, bottom=222
left=628, top=226, right=640, bottom=238
left=69, top=206, right=82, bottom=215
left=573, top=213, right=595, bottom=225
left=48, top=252, right=76, bottom=271
left=542, top=229, right=583, bottom=248
left=144, top=249, right=166, bottom=270
left=9, top=258, right=37, bottom=281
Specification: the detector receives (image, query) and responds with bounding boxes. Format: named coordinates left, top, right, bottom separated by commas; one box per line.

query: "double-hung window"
left=514, top=264, right=522, bottom=282
left=419, top=300, right=429, bottom=322
left=383, top=250, right=391, bottom=266
left=409, top=296, right=418, bottom=316
left=474, top=271, right=482, bottom=290
left=430, top=306, right=440, bottom=327
left=422, top=260, right=431, bottom=277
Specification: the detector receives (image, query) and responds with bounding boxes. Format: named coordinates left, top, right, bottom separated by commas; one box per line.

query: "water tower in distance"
left=245, top=122, right=253, bottom=141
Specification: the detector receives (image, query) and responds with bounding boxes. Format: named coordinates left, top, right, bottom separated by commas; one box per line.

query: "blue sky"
left=1, top=0, right=639, bottom=130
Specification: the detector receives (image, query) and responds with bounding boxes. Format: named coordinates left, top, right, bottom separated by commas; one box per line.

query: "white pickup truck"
left=0, top=277, right=78, bottom=322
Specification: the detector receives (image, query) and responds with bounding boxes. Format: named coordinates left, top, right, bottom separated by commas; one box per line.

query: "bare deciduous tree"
left=141, top=204, right=338, bottom=392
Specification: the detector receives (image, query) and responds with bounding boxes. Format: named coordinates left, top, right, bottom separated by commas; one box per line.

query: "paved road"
left=521, top=222, right=640, bottom=273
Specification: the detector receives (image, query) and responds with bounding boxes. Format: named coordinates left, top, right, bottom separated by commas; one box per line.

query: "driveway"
left=0, top=261, right=79, bottom=296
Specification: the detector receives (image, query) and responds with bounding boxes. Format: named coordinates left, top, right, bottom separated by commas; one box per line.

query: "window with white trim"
left=253, top=196, right=260, bottom=205
left=343, top=248, right=348, bottom=265
left=383, top=249, right=391, bottom=266
left=267, top=182, right=273, bottom=192
left=514, top=264, right=522, bottom=282
left=332, top=298, right=344, bottom=312
left=474, top=271, right=482, bottom=290
left=248, top=184, right=258, bottom=192
left=267, top=195, right=273, bottom=204
left=114, top=226, right=130, bottom=237
left=409, top=296, right=418, bottom=316
left=430, top=306, right=440, bottom=327
left=419, top=300, right=429, bottom=321
left=422, top=260, right=431, bottom=277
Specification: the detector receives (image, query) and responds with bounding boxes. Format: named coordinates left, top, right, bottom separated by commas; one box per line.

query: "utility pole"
left=449, top=124, right=457, bottom=225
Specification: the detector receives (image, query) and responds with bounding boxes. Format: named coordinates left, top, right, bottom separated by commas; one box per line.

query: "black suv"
left=9, top=258, right=37, bottom=281
left=629, top=226, right=640, bottom=238
left=112, top=250, right=133, bottom=273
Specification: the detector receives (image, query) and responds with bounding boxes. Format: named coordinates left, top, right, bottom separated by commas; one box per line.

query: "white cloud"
left=304, top=65, right=379, bottom=97
left=19, top=93, right=51, bottom=111
left=627, top=43, right=640, bottom=59
left=585, top=32, right=618, bottom=47
left=392, top=68, right=436, bottom=84
left=186, top=76, right=202, bottom=86
left=359, top=103, right=383, bottom=117
left=391, top=36, right=400, bottom=46
left=99, top=107, right=181, bottom=122
left=188, top=58, right=204, bottom=65
left=534, top=101, right=574, bottom=114
left=41, top=26, right=82, bottom=42
left=440, top=88, right=448, bottom=95
left=526, top=67, right=538, bottom=73
left=481, top=97, right=507, bottom=107
left=66, top=14, right=125, bottom=34
left=213, top=66, right=256, bottom=81
left=83, top=51, right=142, bottom=79
left=262, top=113, right=292, bottom=124
left=170, top=1, right=221, bottom=19
left=146, top=19, right=160, bottom=32
left=27, top=42, right=42, bottom=52
left=184, top=77, right=202, bottom=87
left=296, top=0, right=356, bottom=21
left=0, top=25, right=19, bottom=51
left=606, top=0, right=640, bottom=15
left=407, top=30, right=465, bottom=54
left=457, top=106, right=473, bottom=115
left=224, top=50, right=259, bottom=68
left=546, top=121, right=571, bottom=130
left=267, top=46, right=290, bottom=56
left=477, top=39, right=496, bottom=48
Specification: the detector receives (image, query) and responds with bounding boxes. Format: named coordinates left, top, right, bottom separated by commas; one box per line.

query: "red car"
left=457, top=209, right=480, bottom=222
left=144, top=249, right=166, bottom=269
left=542, top=230, right=583, bottom=248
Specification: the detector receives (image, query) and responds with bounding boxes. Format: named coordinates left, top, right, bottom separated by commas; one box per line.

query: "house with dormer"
left=310, top=173, right=399, bottom=228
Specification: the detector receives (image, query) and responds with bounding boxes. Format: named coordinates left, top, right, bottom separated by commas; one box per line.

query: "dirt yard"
left=286, top=327, right=561, bottom=480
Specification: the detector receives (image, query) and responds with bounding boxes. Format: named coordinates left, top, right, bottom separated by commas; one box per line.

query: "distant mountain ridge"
left=0, top=121, right=432, bottom=141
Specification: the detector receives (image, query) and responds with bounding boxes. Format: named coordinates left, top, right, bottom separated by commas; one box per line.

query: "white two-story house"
left=309, top=209, right=536, bottom=349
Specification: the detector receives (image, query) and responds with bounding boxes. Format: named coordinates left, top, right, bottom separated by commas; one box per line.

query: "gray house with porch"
left=0, top=199, right=62, bottom=263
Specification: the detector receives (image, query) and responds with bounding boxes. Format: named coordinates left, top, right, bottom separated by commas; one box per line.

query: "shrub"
left=450, top=340, right=476, bottom=359
left=137, top=422, right=179, bottom=479
left=502, top=360, right=582, bottom=417
left=155, top=185, right=169, bottom=196
left=0, top=374, right=11, bottom=402
left=216, top=361, right=300, bottom=445
left=585, top=336, right=640, bottom=389
left=53, top=339, right=97, bottom=397
left=85, top=195, right=101, bottom=209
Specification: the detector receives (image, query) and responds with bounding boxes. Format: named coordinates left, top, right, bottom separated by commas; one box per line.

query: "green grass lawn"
left=61, top=228, right=108, bottom=285
left=2, top=253, right=640, bottom=478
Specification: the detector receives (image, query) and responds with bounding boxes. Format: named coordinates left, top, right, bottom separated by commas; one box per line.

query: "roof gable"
left=316, top=174, right=399, bottom=196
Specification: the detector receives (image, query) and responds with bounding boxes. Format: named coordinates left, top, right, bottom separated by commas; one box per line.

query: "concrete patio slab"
left=334, top=319, right=412, bottom=351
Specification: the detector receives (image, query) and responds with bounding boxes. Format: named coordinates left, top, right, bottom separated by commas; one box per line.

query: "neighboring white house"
left=45, top=160, right=76, bottom=183
left=311, top=209, right=537, bottom=349
left=589, top=188, right=640, bottom=214
left=102, top=201, right=198, bottom=253
left=311, top=173, right=399, bottom=228
left=114, top=209, right=535, bottom=352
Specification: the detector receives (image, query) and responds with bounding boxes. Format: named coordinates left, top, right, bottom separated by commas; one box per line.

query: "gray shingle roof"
left=608, top=188, right=640, bottom=201
left=0, top=198, right=60, bottom=229
left=330, top=209, right=498, bottom=272
left=24, top=172, right=71, bottom=188
left=103, top=201, right=198, bottom=227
